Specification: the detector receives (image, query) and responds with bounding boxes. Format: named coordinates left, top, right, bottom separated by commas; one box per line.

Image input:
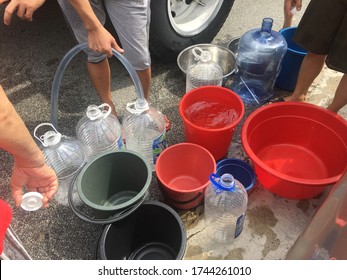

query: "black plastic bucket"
left=98, top=201, right=186, bottom=260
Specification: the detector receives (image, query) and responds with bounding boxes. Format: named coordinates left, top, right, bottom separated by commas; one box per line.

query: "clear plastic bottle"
left=286, top=169, right=347, bottom=260
left=186, top=47, right=223, bottom=93
left=76, top=103, right=124, bottom=161
left=231, top=18, right=287, bottom=104
left=34, top=123, right=86, bottom=206
left=204, top=173, right=248, bottom=243
left=122, top=98, right=167, bottom=171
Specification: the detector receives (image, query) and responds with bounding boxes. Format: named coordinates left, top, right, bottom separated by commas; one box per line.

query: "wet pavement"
left=1, top=0, right=346, bottom=260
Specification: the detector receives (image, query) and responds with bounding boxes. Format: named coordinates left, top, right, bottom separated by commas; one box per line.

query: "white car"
left=149, top=0, right=235, bottom=60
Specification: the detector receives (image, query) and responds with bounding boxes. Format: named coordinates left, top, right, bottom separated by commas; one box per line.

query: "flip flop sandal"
left=268, top=95, right=287, bottom=104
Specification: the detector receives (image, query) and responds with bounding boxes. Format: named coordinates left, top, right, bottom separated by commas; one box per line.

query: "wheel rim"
left=168, top=0, right=224, bottom=37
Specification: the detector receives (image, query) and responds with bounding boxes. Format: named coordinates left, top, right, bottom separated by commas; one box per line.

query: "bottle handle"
left=87, top=103, right=112, bottom=121
left=192, top=47, right=204, bottom=61
left=101, top=103, right=112, bottom=118
left=33, top=123, right=61, bottom=147
left=126, top=100, right=149, bottom=115
left=209, top=173, right=235, bottom=193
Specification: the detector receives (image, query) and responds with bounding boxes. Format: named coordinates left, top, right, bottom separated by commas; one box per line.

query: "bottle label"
left=117, top=135, right=125, bottom=150
left=234, top=213, right=246, bottom=238
left=152, top=133, right=167, bottom=164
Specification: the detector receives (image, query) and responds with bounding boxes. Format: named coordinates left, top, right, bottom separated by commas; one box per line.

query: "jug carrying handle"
left=86, top=103, right=112, bottom=121
left=51, top=43, right=146, bottom=129
left=192, top=47, right=204, bottom=61
left=126, top=101, right=149, bottom=115
left=33, top=122, right=61, bottom=147
left=209, top=173, right=235, bottom=193
left=100, top=103, right=111, bottom=118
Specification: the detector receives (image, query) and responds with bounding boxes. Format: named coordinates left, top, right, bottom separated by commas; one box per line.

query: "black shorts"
left=293, top=0, right=347, bottom=73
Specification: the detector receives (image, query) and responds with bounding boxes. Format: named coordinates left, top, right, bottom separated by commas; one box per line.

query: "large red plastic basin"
left=241, top=102, right=347, bottom=199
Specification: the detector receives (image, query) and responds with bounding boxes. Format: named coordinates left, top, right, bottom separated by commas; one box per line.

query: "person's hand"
left=0, top=0, right=46, bottom=25
left=284, top=0, right=302, bottom=20
left=87, top=25, right=124, bottom=57
left=283, top=0, right=302, bottom=28
left=10, top=161, right=58, bottom=208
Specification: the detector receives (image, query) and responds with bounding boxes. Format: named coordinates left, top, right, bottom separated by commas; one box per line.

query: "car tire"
left=149, top=0, right=235, bottom=61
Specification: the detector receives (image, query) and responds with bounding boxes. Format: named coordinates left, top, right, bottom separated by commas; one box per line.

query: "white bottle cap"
left=21, top=192, right=43, bottom=211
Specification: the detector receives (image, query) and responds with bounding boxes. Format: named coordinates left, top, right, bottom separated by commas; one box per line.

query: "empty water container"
left=231, top=18, right=287, bottom=104
left=204, top=173, right=248, bottom=243
left=122, top=98, right=167, bottom=171
left=34, top=123, right=85, bottom=206
left=76, top=103, right=124, bottom=161
left=186, top=47, right=223, bottom=93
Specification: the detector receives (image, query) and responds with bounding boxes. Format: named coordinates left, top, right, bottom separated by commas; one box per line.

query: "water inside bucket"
left=257, top=144, right=329, bottom=180
left=102, top=191, right=138, bottom=206
left=184, top=100, right=239, bottom=128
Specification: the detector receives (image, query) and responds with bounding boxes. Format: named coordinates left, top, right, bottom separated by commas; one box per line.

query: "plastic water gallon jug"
left=122, top=98, right=167, bottom=171
left=204, top=173, right=248, bottom=243
left=186, top=47, right=223, bottom=93
left=34, top=123, right=85, bottom=206
left=76, top=103, right=124, bottom=161
left=231, top=18, right=287, bottom=105
left=49, top=43, right=166, bottom=172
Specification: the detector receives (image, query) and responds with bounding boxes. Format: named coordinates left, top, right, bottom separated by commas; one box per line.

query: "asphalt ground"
left=1, top=0, right=333, bottom=260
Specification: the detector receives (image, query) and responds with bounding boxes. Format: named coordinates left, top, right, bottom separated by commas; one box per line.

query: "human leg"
left=326, top=74, right=347, bottom=113
left=136, top=68, right=151, bottom=100
left=58, top=0, right=117, bottom=113
left=87, top=59, right=117, bottom=115
left=284, top=52, right=326, bottom=102
left=104, top=0, right=152, bottom=100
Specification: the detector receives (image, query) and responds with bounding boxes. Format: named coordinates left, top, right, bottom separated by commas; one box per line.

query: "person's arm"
left=68, top=0, right=123, bottom=57
left=0, top=0, right=46, bottom=25
left=0, top=85, right=58, bottom=208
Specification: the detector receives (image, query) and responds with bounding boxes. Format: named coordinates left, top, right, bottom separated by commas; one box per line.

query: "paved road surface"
left=2, top=0, right=345, bottom=260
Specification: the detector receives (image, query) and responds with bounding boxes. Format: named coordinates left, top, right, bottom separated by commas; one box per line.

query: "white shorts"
left=57, top=0, right=151, bottom=70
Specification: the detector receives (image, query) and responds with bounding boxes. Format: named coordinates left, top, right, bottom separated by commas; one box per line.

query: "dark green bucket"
left=73, top=150, right=152, bottom=222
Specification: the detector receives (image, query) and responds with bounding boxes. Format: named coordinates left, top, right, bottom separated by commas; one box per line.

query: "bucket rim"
left=179, top=86, right=245, bottom=132
left=241, top=102, right=347, bottom=186
left=99, top=201, right=187, bottom=260
left=216, top=158, right=256, bottom=191
left=76, top=150, right=152, bottom=211
left=177, top=43, right=236, bottom=79
left=156, top=143, right=216, bottom=193
left=279, top=27, right=307, bottom=56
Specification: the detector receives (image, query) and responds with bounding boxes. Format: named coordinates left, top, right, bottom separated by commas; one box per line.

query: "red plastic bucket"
left=179, top=86, right=244, bottom=161
left=156, top=143, right=216, bottom=210
left=241, top=102, right=347, bottom=199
